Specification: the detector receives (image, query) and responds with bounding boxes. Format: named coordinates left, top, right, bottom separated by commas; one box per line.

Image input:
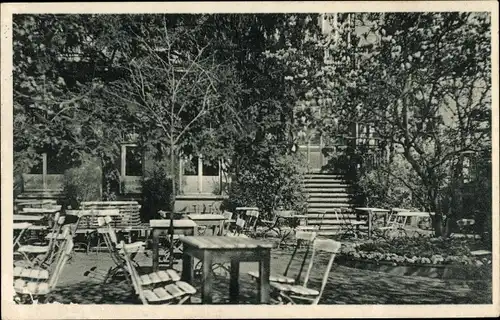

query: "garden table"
left=13, top=214, right=45, bottom=222
left=187, top=214, right=226, bottom=236
left=13, top=222, right=32, bottom=249
left=354, top=207, right=391, bottom=238
left=149, top=219, right=197, bottom=271
left=180, top=236, right=274, bottom=304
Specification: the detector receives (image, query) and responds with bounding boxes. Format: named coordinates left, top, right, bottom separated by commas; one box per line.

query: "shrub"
left=141, top=159, right=176, bottom=221
left=356, top=154, right=425, bottom=209
left=62, top=155, right=102, bottom=209
left=227, top=152, right=307, bottom=219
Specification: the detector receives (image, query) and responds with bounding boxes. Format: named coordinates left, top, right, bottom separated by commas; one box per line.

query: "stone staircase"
left=303, top=173, right=363, bottom=235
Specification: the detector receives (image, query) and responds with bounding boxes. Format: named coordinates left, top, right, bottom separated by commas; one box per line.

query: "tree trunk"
left=169, top=145, right=176, bottom=269
left=429, top=187, right=444, bottom=237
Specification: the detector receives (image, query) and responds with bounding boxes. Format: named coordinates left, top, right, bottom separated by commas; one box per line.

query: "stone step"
left=307, top=192, right=352, bottom=197
left=308, top=202, right=353, bottom=208
left=304, top=174, right=346, bottom=179
left=308, top=197, right=352, bottom=203
left=303, top=178, right=348, bottom=184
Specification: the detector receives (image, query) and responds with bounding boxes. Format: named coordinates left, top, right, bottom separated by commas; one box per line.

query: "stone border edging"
left=335, top=255, right=488, bottom=280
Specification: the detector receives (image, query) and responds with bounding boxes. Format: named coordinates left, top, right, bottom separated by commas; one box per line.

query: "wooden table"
left=354, top=207, right=391, bottom=238
left=180, top=236, right=274, bottom=304
left=13, top=222, right=32, bottom=248
left=149, top=219, right=197, bottom=271
left=13, top=214, right=45, bottom=222
left=187, top=214, right=226, bottom=236
left=21, top=207, right=60, bottom=214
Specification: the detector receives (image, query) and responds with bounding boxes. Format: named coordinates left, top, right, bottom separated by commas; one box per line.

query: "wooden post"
left=197, top=155, right=203, bottom=193
left=178, top=156, right=183, bottom=195
left=120, top=145, right=127, bottom=194
left=42, top=153, right=47, bottom=190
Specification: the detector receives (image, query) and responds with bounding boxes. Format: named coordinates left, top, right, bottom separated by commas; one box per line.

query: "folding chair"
left=249, top=231, right=317, bottom=284
left=16, top=213, right=66, bottom=268
left=270, top=238, right=341, bottom=305
left=221, top=211, right=235, bottom=235
left=14, top=229, right=74, bottom=304
left=296, top=210, right=326, bottom=232
left=84, top=216, right=144, bottom=285
left=334, top=208, right=364, bottom=239
left=121, top=241, right=196, bottom=305
left=375, top=213, right=408, bottom=239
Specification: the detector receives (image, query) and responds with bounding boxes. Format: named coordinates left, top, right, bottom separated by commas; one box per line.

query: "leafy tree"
left=315, top=13, right=491, bottom=236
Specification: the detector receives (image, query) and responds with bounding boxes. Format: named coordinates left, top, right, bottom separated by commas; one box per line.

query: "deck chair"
left=120, top=241, right=196, bottom=305
left=16, top=213, right=66, bottom=268
left=14, top=229, right=74, bottom=304
left=334, top=208, right=364, bottom=239
left=249, top=231, right=317, bottom=285
left=84, top=216, right=145, bottom=285
left=271, top=238, right=341, bottom=305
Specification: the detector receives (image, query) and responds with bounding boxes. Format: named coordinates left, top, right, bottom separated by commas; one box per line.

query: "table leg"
left=181, top=248, right=193, bottom=284
left=258, top=250, right=271, bottom=304
left=202, top=252, right=213, bottom=304
left=229, top=260, right=240, bottom=304
left=152, top=229, right=160, bottom=272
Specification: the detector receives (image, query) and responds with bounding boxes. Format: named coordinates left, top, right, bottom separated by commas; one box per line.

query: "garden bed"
left=337, top=237, right=492, bottom=280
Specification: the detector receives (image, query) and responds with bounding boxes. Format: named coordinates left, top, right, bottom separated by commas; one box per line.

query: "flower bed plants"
left=337, top=237, right=492, bottom=280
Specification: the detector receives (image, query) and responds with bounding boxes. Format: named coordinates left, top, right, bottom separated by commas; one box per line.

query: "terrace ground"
left=47, top=245, right=491, bottom=305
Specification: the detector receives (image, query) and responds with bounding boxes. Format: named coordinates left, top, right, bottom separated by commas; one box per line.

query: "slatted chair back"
left=246, top=209, right=260, bottom=230
left=283, top=231, right=317, bottom=281
left=120, top=241, right=148, bottom=304
left=234, top=217, right=246, bottom=234
left=97, top=216, right=124, bottom=267
left=302, top=239, right=341, bottom=305
left=38, top=213, right=66, bottom=267
left=47, top=233, right=74, bottom=290
left=81, top=201, right=141, bottom=230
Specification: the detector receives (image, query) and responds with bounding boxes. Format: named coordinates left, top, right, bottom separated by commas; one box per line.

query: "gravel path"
left=45, top=249, right=491, bottom=305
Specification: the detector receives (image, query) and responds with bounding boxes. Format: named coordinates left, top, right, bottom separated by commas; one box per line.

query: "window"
left=29, top=159, right=43, bottom=174
left=47, top=150, right=71, bottom=174
left=125, top=146, right=143, bottom=176
left=203, top=159, right=219, bottom=176
left=184, top=157, right=199, bottom=176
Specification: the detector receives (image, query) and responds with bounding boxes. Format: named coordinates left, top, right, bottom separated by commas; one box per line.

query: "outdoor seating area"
left=12, top=198, right=492, bottom=305
left=9, top=10, right=493, bottom=308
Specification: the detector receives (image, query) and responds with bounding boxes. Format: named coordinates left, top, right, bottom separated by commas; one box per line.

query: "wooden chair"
left=248, top=231, right=317, bottom=284
left=84, top=216, right=144, bottom=285
left=121, top=241, right=196, bottom=305
left=221, top=211, right=235, bottom=235
left=296, top=210, right=326, bottom=232
left=270, top=238, right=341, bottom=305
left=16, top=213, right=66, bottom=268
left=334, top=208, right=364, bottom=239
left=14, top=228, right=74, bottom=304
left=375, top=211, right=409, bottom=239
